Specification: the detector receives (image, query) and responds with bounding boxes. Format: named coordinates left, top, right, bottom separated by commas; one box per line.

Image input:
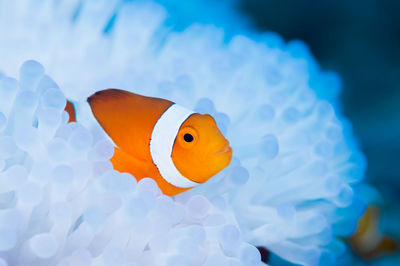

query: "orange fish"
left=349, top=206, right=398, bottom=260
left=86, top=89, right=233, bottom=196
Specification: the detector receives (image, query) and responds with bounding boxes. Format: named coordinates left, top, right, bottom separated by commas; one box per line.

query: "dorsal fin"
left=87, top=89, right=173, bottom=161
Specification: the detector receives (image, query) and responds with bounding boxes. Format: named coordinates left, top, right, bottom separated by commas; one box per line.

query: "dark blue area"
left=239, top=0, right=400, bottom=191
left=239, top=0, right=400, bottom=263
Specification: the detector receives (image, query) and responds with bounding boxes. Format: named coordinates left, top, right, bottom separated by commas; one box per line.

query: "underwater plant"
left=0, top=0, right=366, bottom=265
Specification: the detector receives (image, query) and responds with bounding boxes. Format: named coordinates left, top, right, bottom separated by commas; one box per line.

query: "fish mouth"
left=215, top=145, right=232, bottom=156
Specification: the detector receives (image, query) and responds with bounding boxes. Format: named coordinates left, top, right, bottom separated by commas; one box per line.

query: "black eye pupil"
left=184, top=133, right=194, bottom=142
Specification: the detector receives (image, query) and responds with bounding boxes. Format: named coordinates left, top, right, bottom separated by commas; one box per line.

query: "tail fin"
left=65, top=100, right=76, bottom=122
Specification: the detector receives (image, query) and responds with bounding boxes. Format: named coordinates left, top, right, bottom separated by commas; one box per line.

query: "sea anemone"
left=0, top=1, right=366, bottom=265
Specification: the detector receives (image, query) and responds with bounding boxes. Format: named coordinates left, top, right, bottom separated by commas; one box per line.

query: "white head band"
left=150, top=104, right=200, bottom=188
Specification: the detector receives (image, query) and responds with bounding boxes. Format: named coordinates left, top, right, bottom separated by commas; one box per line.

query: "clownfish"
left=348, top=206, right=398, bottom=260
left=84, top=89, right=233, bottom=196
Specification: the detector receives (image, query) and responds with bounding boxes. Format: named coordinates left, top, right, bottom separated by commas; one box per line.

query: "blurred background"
left=240, top=0, right=400, bottom=196
left=159, top=0, right=400, bottom=263
left=238, top=0, right=400, bottom=264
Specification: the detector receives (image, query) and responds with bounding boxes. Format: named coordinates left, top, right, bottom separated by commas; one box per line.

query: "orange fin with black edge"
left=65, top=100, right=76, bottom=122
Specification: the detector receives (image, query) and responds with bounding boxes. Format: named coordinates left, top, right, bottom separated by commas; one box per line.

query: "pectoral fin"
left=111, top=147, right=151, bottom=182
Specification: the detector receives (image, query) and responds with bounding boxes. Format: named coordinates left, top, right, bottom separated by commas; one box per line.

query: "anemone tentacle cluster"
left=0, top=61, right=261, bottom=265
left=0, top=0, right=366, bottom=265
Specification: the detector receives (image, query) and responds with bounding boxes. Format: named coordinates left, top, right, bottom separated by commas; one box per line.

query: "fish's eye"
left=177, top=127, right=198, bottom=148
left=184, top=133, right=194, bottom=142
